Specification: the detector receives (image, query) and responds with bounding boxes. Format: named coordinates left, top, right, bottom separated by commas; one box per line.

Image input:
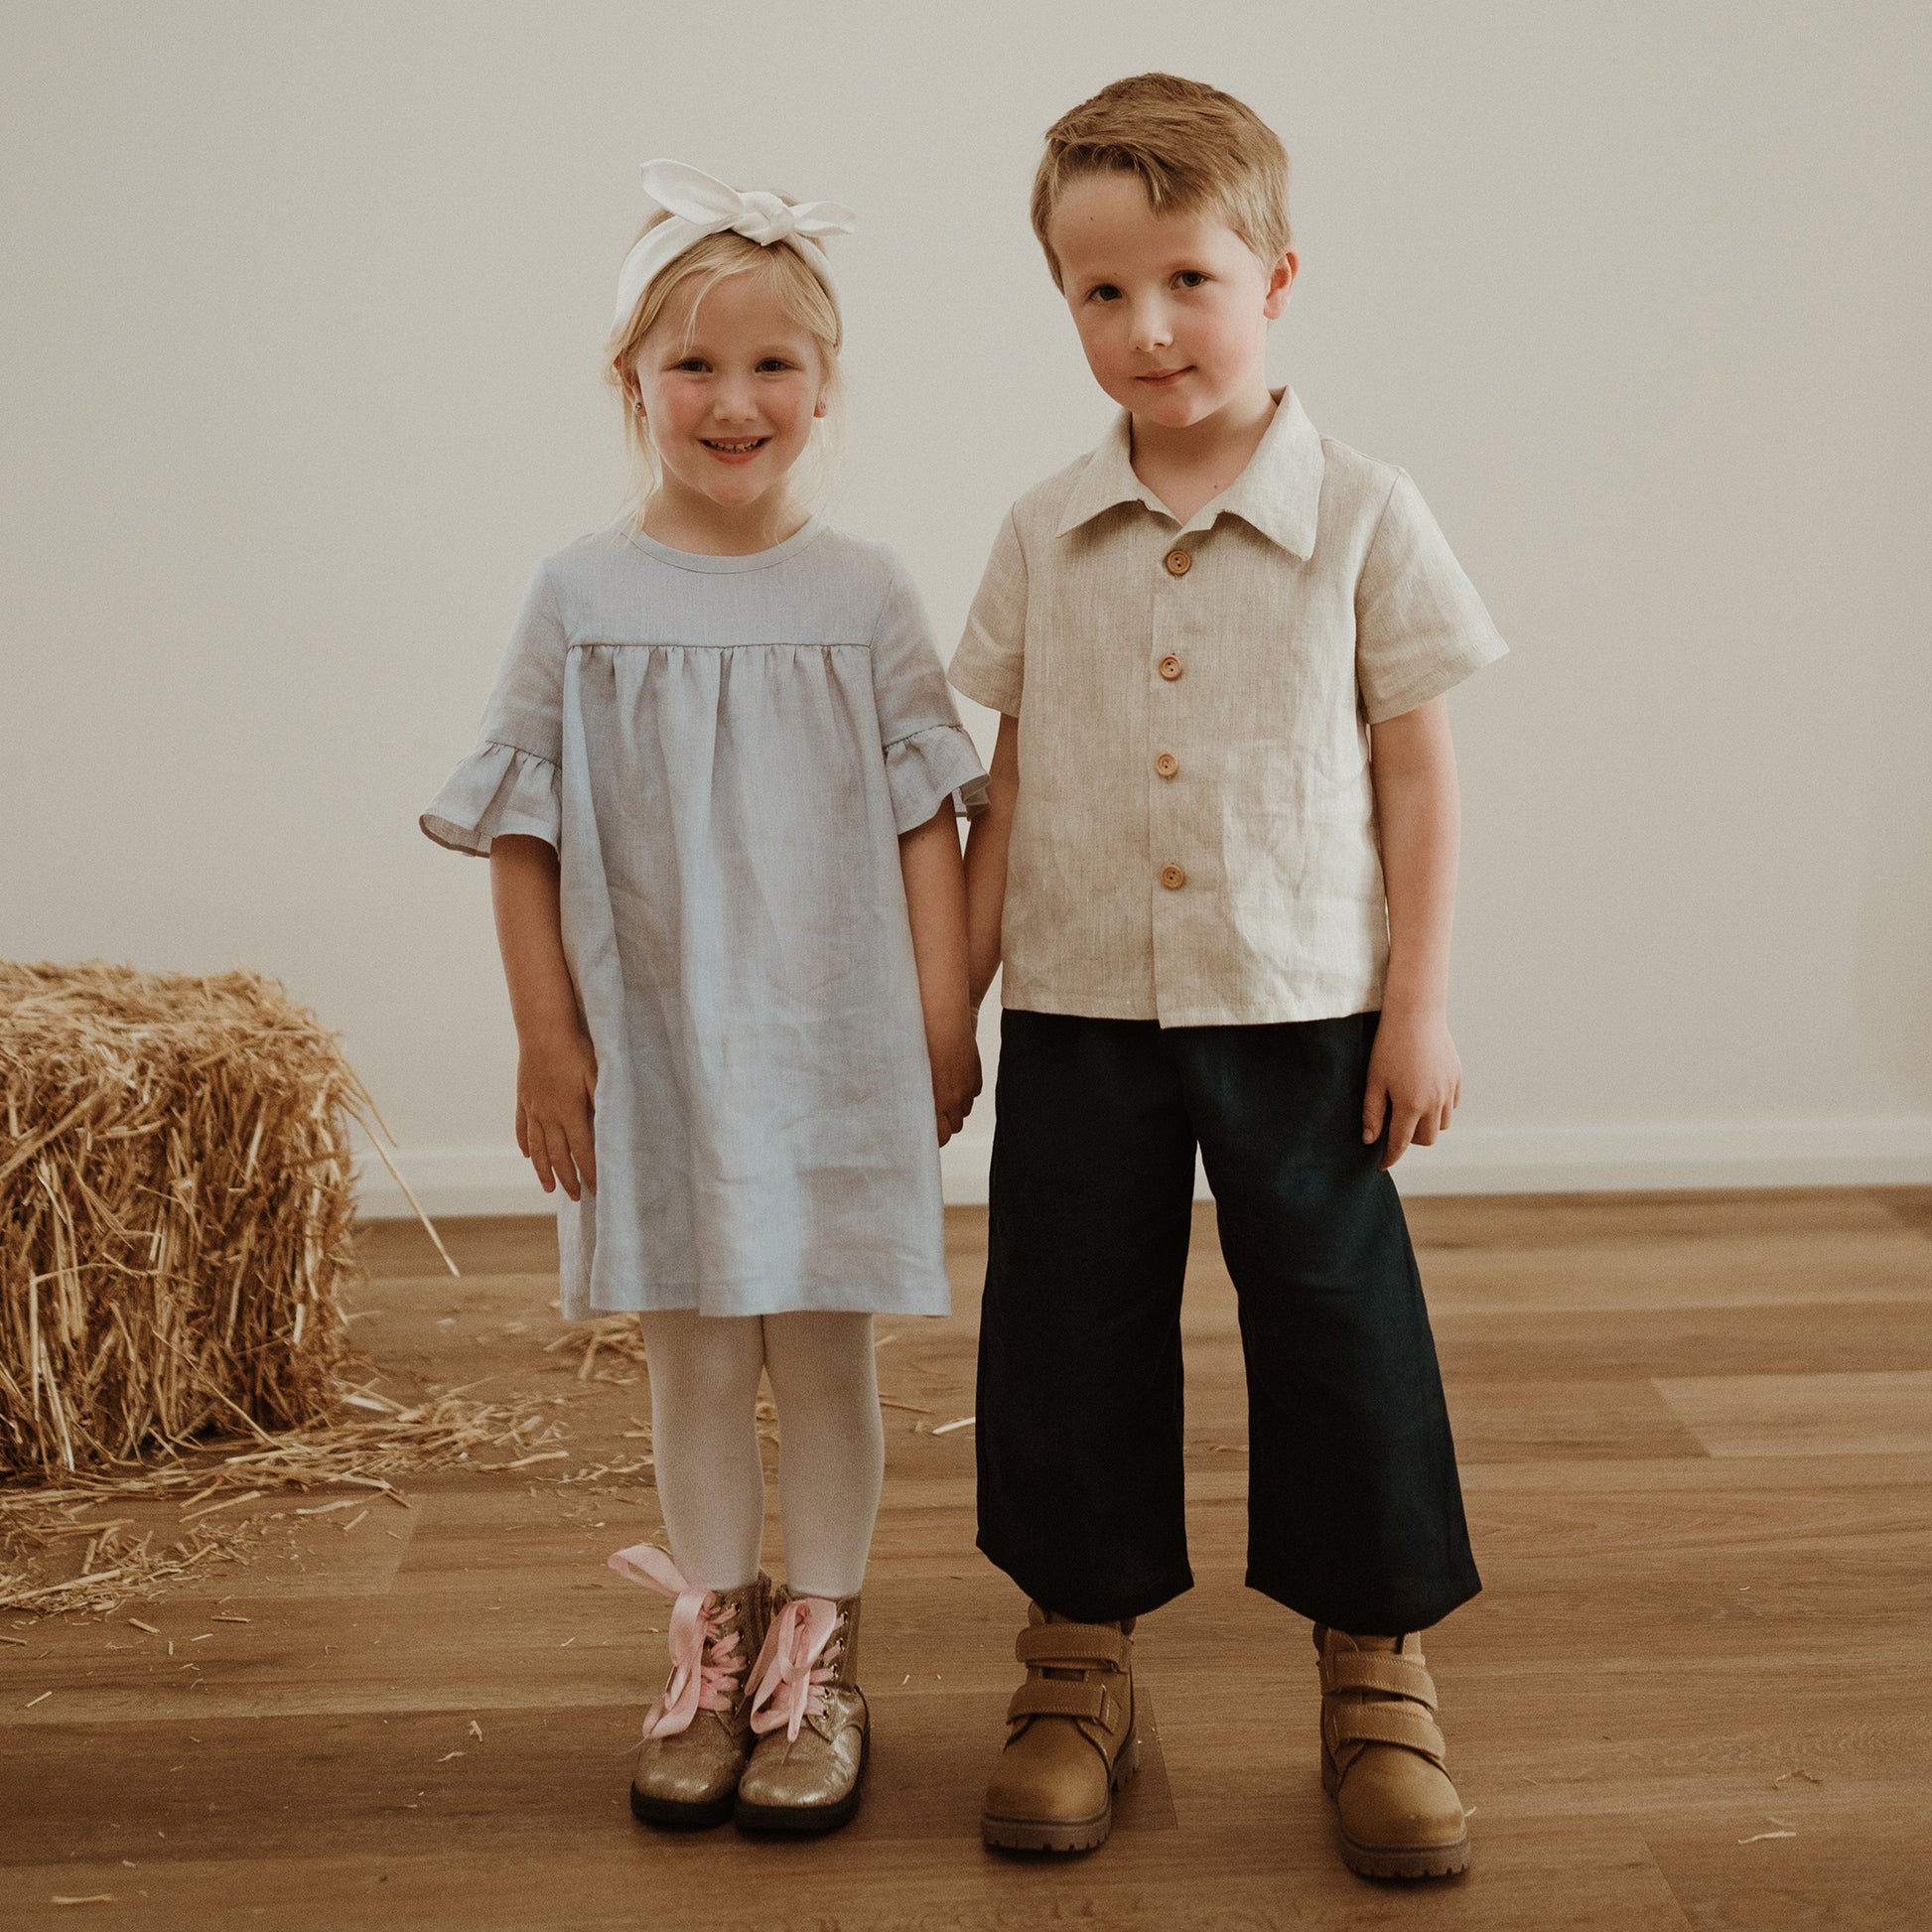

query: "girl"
left=421, top=161, right=985, bottom=1836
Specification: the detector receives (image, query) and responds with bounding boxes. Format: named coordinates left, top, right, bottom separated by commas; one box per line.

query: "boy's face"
left=1046, top=173, right=1295, bottom=431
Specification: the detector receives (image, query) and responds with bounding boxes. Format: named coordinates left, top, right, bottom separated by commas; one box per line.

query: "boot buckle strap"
left=1323, top=1700, right=1447, bottom=1764
left=1015, top=1622, right=1131, bottom=1673
left=1007, top=1680, right=1117, bottom=1728
left=1318, top=1651, right=1438, bottom=1708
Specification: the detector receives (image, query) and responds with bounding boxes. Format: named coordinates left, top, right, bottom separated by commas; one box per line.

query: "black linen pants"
left=976, top=1008, right=1481, bottom=1635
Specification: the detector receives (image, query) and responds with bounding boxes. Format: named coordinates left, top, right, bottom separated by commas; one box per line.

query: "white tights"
left=639, top=1310, right=885, bottom=1602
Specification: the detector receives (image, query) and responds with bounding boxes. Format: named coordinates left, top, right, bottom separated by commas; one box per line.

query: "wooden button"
left=1160, top=863, right=1186, bottom=891
left=1165, top=548, right=1192, bottom=577
left=1158, top=655, right=1183, bottom=681
left=1155, top=753, right=1179, bottom=779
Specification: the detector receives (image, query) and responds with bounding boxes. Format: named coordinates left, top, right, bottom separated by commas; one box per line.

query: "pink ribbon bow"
left=747, top=1593, right=842, bottom=1742
left=608, top=1543, right=749, bottom=1739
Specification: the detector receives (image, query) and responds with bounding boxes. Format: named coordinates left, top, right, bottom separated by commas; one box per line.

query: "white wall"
left=4, top=1, right=1928, bottom=1214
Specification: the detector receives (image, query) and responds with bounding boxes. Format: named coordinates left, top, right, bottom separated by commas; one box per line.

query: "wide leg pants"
left=975, top=1008, right=1481, bottom=1635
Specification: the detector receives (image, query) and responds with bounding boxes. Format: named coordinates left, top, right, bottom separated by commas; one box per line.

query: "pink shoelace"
left=747, top=1593, right=842, bottom=1742
left=608, top=1543, right=750, bottom=1740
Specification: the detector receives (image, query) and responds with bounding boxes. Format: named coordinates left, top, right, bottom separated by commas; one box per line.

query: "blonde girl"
left=421, top=162, right=984, bottom=1835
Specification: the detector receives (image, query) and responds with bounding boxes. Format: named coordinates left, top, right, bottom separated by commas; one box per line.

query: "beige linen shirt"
left=948, top=390, right=1507, bottom=1027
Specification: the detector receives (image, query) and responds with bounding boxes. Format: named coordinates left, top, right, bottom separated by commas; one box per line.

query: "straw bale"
left=0, top=961, right=403, bottom=1474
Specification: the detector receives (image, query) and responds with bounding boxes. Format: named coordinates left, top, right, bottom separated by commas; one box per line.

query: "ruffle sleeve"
left=419, top=741, right=562, bottom=856
left=884, top=723, right=989, bottom=835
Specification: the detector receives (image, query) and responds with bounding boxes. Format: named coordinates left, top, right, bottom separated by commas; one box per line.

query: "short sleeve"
left=1355, top=473, right=1507, bottom=725
left=947, top=508, right=1027, bottom=716
left=870, top=549, right=989, bottom=833
left=419, top=561, right=567, bottom=856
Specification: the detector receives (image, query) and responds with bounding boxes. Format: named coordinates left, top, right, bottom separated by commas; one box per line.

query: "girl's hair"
left=603, top=207, right=844, bottom=521
left=1031, top=72, right=1292, bottom=290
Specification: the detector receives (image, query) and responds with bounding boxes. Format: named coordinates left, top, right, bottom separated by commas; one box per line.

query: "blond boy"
left=951, top=74, right=1505, bottom=1877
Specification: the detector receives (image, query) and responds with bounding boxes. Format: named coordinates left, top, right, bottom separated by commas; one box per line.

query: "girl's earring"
left=630, top=394, right=645, bottom=416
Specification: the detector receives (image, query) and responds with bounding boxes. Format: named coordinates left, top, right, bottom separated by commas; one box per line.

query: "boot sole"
left=981, top=1728, right=1141, bottom=1854
left=733, top=1732, right=869, bottom=1837
left=629, top=1784, right=737, bottom=1831
left=1337, top=1825, right=1470, bottom=1880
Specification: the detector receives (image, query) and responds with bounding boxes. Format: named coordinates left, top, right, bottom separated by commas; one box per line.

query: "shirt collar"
left=1054, top=387, right=1324, bottom=557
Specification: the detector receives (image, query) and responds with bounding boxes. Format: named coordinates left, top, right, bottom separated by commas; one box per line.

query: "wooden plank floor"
left=4, top=1187, right=1930, bottom=1929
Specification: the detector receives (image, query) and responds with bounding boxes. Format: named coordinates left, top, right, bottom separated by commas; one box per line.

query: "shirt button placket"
left=1153, top=542, right=1193, bottom=1006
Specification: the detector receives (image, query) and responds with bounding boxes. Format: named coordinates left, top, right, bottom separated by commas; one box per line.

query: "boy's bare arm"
left=1364, top=695, right=1463, bottom=1170
left=489, top=833, right=598, bottom=1200
left=899, top=805, right=981, bottom=1144
left=964, top=714, right=1020, bottom=1011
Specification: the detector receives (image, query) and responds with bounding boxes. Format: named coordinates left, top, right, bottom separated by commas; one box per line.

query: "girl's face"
left=1047, top=172, right=1295, bottom=432
left=629, top=265, right=829, bottom=519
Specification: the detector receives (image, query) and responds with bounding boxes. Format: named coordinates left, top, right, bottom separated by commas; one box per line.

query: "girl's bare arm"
left=899, top=804, right=980, bottom=1144
left=488, top=833, right=598, bottom=1199
left=1363, top=694, right=1462, bottom=1170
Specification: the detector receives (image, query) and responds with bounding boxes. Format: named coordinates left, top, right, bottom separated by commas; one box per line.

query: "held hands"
left=928, top=1009, right=982, bottom=1147
left=1361, top=1008, right=1461, bottom=1172
left=897, top=804, right=981, bottom=1147
left=516, top=1027, right=600, bottom=1201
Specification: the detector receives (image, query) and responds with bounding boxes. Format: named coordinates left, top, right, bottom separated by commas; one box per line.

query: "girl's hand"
left=515, top=1027, right=599, bottom=1200
left=1361, top=1009, right=1461, bottom=1172
left=927, top=1011, right=982, bottom=1147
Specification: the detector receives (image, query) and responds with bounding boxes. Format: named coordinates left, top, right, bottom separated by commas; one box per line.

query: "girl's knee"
left=763, top=1311, right=878, bottom=1406
left=640, top=1310, right=765, bottom=1403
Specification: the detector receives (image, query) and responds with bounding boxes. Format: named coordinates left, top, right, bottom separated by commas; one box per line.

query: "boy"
left=950, top=73, right=1505, bottom=1879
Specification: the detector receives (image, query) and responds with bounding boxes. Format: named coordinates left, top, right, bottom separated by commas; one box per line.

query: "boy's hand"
left=515, top=1028, right=599, bottom=1200
left=927, top=1011, right=982, bottom=1147
left=1362, top=1010, right=1461, bottom=1171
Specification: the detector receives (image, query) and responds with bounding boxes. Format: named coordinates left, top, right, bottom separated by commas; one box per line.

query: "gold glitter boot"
left=735, top=1587, right=869, bottom=1834
left=609, top=1543, right=770, bottom=1829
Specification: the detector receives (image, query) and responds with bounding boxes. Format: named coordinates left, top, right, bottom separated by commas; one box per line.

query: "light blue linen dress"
left=421, top=517, right=986, bottom=1320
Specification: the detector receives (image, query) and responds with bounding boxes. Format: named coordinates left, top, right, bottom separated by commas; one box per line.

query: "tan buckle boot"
left=1316, top=1625, right=1470, bottom=1878
left=982, top=1604, right=1139, bottom=1853
left=735, top=1587, right=870, bottom=1834
left=609, top=1544, right=771, bottom=1829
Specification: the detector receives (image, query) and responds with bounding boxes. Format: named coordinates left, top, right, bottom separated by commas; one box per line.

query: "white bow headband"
left=611, top=159, right=856, bottom=335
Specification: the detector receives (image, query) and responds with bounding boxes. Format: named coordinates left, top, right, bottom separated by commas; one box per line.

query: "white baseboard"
left=353, top=1115, right=1932, bottom=1219
left=1384, top=1116, right=1932, bottom=1195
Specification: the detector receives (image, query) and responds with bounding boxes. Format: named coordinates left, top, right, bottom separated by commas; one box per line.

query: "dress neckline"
left=621, top=514, right=826, bottom=574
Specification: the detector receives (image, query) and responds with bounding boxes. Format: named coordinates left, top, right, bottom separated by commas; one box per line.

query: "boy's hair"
left=603, top=207, right=844, bottom=519
left=1031, top=72, right=1292, bottom=290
